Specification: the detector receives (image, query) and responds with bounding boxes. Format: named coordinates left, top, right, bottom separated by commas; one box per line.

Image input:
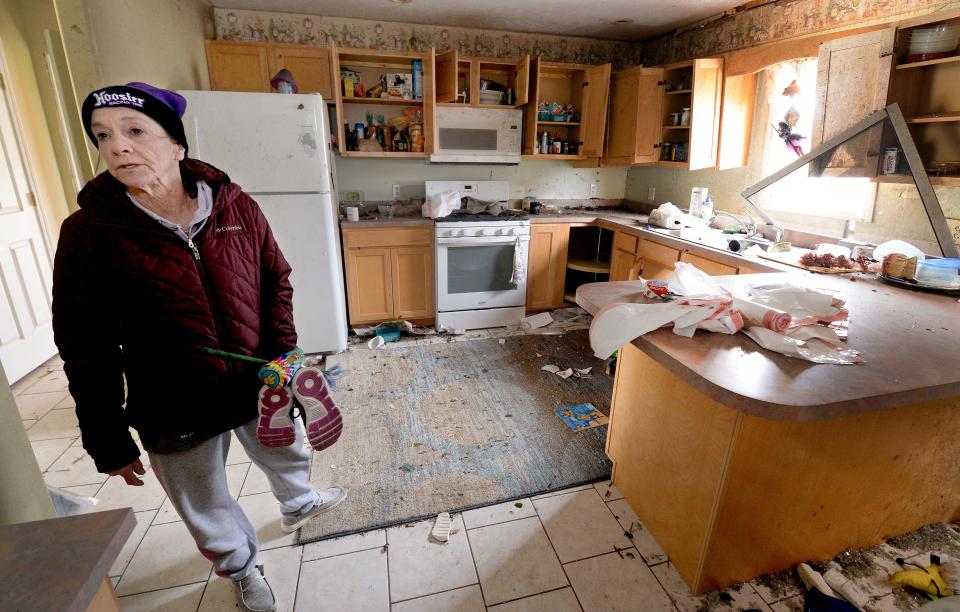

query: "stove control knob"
left=480, top=228, right=492, bottom=236
left=507, top=228, right=517, bottom=236
left=496, top=228, right=506, bottom=236
left=451, top=229, right=462, bottom=237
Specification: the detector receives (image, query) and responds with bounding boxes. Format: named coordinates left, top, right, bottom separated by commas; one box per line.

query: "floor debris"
left=430, top=512, right=451, bottom=543
left=555, top=403, right=609, bottom=431
left=399, top=463, right=415, bottom=473
left=514, top=502, right=524, bottom=508
left=521, top=312, right=554, bottom=330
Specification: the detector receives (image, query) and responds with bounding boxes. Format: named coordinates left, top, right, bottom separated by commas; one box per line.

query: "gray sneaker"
left=232, top=565, right=277, bottom=612
left=280, top=486, right=347, bottom=533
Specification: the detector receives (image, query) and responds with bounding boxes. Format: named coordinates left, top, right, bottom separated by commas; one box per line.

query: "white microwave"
left=430, top=107, right=522, bottom=165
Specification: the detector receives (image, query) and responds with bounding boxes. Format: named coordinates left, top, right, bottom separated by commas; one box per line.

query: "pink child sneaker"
left=290, top=366, right=343, bottom=451
left=256, top=385, right=296, bottom=447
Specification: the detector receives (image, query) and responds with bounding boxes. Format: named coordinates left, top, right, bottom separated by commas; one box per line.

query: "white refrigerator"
left=178, top=91, right=348, bottom=354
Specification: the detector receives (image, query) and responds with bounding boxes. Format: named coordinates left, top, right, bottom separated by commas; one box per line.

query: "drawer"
left=343, top=227, right=433, bottom=249
left=639, top=239, right=681, bottom=266
left=680, top=252, right=738, bottom=276
left=613, top=231, right=639, bottom=255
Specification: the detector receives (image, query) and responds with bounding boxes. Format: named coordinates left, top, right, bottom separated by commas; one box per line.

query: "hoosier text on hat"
left=92, top=91, right=145, bottom=108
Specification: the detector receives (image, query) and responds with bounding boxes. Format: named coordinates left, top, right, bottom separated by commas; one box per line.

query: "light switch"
left=648, top=187, right=656, bottom=201
left=589, top=183, right=598, bottom=197
left=392, top=184, right=401, bottom=198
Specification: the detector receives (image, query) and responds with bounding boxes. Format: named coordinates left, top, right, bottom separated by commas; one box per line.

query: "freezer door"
left=179, top=91, right=331, bottom=193
left=255, top=192, right=348, bottom=354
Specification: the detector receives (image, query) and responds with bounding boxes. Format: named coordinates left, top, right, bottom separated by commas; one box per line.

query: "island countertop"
left=576, top=273, right=960, bottom=420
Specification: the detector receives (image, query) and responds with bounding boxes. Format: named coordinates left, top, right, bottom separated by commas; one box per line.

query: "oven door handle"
left=436, top=236, right=530, bottom=246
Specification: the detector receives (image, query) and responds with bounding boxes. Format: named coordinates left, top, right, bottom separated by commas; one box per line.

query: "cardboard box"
left=386, top=73, right=412, bottom=99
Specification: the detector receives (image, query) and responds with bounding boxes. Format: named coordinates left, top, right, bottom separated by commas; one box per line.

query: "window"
left=752, top=59, right=876, bottom=222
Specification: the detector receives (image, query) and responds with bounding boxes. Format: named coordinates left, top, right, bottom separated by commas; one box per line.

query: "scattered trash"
left=449, top=528, right=460, bottom=536
left=381, top=543, right=389, bottom=553
left=625, top=551, right=636, bottom=559
left=536, top=353, right=542, bottom=358
left=822, top=567, right=870, bottom=609
left=431, top=512, right=452, bottom=543
left=556, top=368, right=573, bottom=379
left=368, top=335, right=386, bottom=349
left=541, top=364, right=560, bottom=374
left=521, top=312, right=554, bottom=330
left=891, top=555, right=954, bottom=597
left=399, top=463, right=415, bottom=473
left=514, top=502, right=524, bottom=508
left=450, top=328, right=466, bottom=335
left=574, top=367, right=593, bottom=379
left=48, top=486, right=98, bottom=517
left=330, top=464, right=337, bottom=470
left=555, top=403, right=609, bottom=431
left=799, top=562, right=835, bottom=597
left=498, top=339, right=506, bottom=345
left=352, top=326, right=376, bottom=336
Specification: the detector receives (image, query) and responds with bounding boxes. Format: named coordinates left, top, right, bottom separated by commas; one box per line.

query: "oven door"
left=436, top=235, right=529, bottom=312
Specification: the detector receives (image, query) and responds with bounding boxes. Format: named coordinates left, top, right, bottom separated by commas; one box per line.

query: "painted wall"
left=214, top=8, right=642, bottom=69
left=0, top=0, right=73, bottom=240
left=55, top=0, right=214, bottom=186
left=336, top=158, right=627, bottom=201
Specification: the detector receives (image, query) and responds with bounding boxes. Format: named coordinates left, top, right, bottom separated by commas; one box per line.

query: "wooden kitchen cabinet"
left=810, top=29, right=895, bottom=177
left=680, top=251, right=739, bottom=276
left=526, top=224, right=570, bottom=310
left=435, top=51, right=529, bottom=107
left=608, top=230, right=640, bottom=281
left=342, top=228, right=435, bottom=324
left=522, top=59, right=612, bottom=160
left=331, top=44, right=436, bottom=158
left=602, top=66, right=664, bottom=167
left=637, top=239, right=681, bottom=280
left=206, top=40, right=336, bottom=99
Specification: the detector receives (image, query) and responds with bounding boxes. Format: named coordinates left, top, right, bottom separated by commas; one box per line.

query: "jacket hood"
left=77, top=158, right=240, bottom=216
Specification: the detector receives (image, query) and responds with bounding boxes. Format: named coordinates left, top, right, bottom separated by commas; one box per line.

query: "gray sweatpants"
left=149, top=417, right=318, bottom=580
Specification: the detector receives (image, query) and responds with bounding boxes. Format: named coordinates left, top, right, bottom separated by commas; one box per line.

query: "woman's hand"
left=108, top=458, right=146, bottom=486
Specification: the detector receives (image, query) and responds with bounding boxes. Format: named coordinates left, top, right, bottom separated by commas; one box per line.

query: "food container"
left=378, top=204, right=395, bottom=219
left=680, top=107, right=691, bottom=126
left=908, top=23, right=960, bottom=61
left=538, top=111, right=551, bottom=121
left=882, top=147, right=899, bottom=175
left=548, top=113, right=568, bottom=122
left=915, top=258, right=960, bottom=287
left=479, top=90, right=505, bottom=105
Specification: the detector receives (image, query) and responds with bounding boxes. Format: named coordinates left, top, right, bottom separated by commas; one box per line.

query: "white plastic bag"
left=422, top=190, right=461, bottom=219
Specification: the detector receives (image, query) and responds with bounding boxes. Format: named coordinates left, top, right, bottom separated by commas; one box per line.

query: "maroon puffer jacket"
left=52, top=159, right=297, bottom=472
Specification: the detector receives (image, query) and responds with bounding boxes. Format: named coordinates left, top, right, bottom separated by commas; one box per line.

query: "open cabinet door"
left=689, top=58, right=724, bottom=170
left=514, top=55, right=530, bottom=105
left=579, top=63, right=612, bottom=158
left=423, top=48, right=436, bottom=154
left=328, top=41, right=346, bottom=155
left=604, top=66, right=663, bottom=166
left=435, top=50, right=458, bottom=103
left=522, top=56, right=541, bottom=155
left=810, top=29, right=894, bottom=177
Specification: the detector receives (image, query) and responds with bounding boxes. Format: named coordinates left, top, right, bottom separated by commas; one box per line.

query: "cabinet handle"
left=653, top=143, right=660, bottom=149
left=657, top=80, right=665, bottom=86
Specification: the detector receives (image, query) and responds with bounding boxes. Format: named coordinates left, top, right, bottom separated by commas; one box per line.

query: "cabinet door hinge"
left=879, top=50, right=894, bottom=58
left=582, top=82, right=589, bottom=88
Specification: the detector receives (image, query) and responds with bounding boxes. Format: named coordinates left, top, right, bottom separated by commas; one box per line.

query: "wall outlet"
left=589, top=183, right=598, bottom=197
left=342, top=190, right=364, bottom=203
left=392, top=184, right=401, bottom=199
left=647, top=187, right=656, bottom=201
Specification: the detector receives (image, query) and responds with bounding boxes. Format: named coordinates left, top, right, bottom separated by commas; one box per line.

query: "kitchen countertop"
left=340, top=217, right=434, bottom=228
left=576, top=273, right=960, bottom=421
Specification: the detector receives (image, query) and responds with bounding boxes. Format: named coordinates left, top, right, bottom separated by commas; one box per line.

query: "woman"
left=52, top=82, right=345, bottom=612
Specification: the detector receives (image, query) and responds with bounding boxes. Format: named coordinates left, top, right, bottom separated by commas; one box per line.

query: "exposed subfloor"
left=14, top=353, right=956, bottom=611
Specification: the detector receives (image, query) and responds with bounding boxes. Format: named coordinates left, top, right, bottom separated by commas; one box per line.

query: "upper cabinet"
left=330, top=44, right=436, bottom=159
left=810, top=29, right=895, bottom=177
left=434, top=51, right=529, bottom=108
left=205, top=40, right=335, bottom=100
left=884, top=11, right=960, bottom=185
left=601, top=58, right=723, bottom=170
left=602, top=66, right=663, bottom=166
left=522, top=60, right=612, bottom=161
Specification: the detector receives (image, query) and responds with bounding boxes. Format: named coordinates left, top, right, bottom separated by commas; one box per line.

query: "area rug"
left=299, top=329, right=613, bottom=543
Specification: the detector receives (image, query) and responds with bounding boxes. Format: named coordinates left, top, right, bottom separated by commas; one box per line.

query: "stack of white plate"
left=909, top=23, right=960, bottom=57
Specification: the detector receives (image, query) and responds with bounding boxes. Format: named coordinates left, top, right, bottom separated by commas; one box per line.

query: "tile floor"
left=12, top=356, right=947, bottom=611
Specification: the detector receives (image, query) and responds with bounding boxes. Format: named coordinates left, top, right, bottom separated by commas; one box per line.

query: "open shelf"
left=339, top=151, right=426, bottom=158
left=538, top=121, right=581, bottom=126
left=662, top=125, right=691, bottom=130
left=342, top=97, right=422, bottom=106
left=872, top=173, right=960, bottom=186
left=665, top=88, right=693, bottom=95
left=567, top=257, right=611, bottom=274
left=658, top=160, right=689, bottom=167
left=522, top=153, right=586, bottom=160
left=896, top=55, right=960, bottom=70
left=906, top=111, right=960, bottom=123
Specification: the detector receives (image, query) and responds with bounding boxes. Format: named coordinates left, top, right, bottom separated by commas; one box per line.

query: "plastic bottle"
left=540, top=131, right=550, bottom=155
left=701, top=195, right=714, bottom=220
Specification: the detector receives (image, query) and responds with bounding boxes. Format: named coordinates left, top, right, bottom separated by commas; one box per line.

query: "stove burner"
left=437, top=209, right=529, bottom=222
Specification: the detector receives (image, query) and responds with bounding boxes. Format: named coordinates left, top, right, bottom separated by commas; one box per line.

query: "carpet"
left=298, top=329, right=613, bottom=543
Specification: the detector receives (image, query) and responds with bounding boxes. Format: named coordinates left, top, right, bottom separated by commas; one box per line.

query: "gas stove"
left=435, top=209, right=529, bottom=222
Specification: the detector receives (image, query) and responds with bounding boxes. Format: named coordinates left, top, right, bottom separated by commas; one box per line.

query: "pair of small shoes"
left=256, top=366, right=343, bottom=450
left=280, top=486, right=348, bottom=533
left=233, top=564, right=277, bottom=612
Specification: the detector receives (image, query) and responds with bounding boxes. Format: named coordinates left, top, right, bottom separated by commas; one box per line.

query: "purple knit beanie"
left=81, top=82, right=188, bottom=154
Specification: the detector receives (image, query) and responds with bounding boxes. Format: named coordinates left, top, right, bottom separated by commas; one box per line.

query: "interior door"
left=810, top=29, right=895, bottom=177
left=0, top=78, right=56, bottom=383
left=580, top=63, right=612, bottom=158
left=435, top=50, right=458, bottom=103
left=689, top=58, right=724, bottom=171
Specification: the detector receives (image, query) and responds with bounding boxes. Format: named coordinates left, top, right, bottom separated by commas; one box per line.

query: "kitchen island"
left=577, top=273, right=960, bottom=594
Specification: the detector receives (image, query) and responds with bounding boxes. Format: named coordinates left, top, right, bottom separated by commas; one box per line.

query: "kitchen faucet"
left=711, top=210, right=754, bottom=236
